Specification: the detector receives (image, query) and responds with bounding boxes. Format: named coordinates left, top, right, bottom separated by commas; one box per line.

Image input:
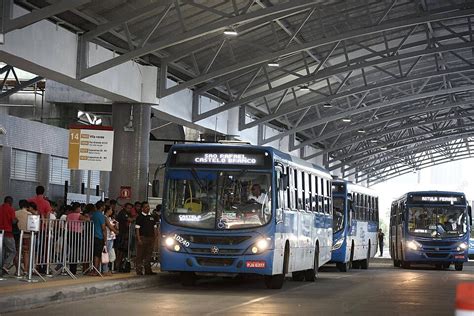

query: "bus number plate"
left=246, top=261, right=266, bottom=268
left=455, top=255, right=465, bottom=259
left=174, top=234, right=190, bottom=247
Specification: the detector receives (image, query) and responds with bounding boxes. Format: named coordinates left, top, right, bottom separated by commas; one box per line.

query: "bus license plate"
left=455, top=255, right=465, bottom=259
left=246, top=261, right=266, bottom=268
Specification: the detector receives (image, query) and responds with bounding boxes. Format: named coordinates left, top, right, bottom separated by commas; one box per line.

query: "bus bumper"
left=330, top=245, right=347, bottom=263
left=404, top=249, right=468, bottom=263
left=160, top=248, right=275, bottom=275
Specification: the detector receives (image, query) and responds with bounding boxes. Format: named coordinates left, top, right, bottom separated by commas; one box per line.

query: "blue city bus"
left=160, top=143, right=333, bottom=289
left=390, top=191, right=472, bottom=270
left=330, top=180, right=379, bottom=272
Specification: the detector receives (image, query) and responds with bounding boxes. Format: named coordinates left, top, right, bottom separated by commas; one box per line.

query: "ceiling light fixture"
left=267, top=62, right=280, bottom=67
left=380, top=146, right=387, bottom=150
left=323, top=103, right=332, bottom=108
left=300, top=86, right=310, bottom=91
left=342, top=118, right=351, bottom=123
left=357, top=129, right=366, bottom=133
left=370, top=139, right=378, bottom=143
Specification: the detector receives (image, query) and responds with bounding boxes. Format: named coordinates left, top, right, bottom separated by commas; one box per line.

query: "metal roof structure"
left=5, top=0, right=474, bottom=184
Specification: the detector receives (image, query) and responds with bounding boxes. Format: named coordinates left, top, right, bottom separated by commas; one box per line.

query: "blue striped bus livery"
left=390, top=191, right=472, bottom=271
left=330, top=180, right=379, bottom=272
left=160, top=144, right=333, bottom=289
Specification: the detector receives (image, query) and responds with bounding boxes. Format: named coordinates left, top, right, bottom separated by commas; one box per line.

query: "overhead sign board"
left=68, top=126, right=114, bottom=171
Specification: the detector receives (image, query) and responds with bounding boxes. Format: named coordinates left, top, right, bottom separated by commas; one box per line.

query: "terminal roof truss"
left=7, top=0, right=474, bottom=184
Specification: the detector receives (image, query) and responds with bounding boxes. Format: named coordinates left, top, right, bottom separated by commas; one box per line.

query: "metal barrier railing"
left=0, top=229, right=4, bottom=280
left=7, top=219, right=97, bottom=282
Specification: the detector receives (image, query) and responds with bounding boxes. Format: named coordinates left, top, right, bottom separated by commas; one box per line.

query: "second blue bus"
left=330, top=180, right=379, bottom=271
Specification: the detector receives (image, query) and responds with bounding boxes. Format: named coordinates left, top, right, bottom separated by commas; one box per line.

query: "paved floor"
left=5, top=261, right=474, bottom=316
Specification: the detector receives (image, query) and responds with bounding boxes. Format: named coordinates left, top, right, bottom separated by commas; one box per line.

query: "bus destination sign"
left=410, top=195, right=464, bottom=204
left=172, top=150, right=271, bottom=168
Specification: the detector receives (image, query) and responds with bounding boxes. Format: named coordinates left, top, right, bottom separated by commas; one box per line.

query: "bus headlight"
left=165, top=237, right=175, bottom=247
left=247, top=238, right=271, bottom=254
left=457, top=242, right=468, bottom=251
left=406, top=240, right=421, bottom=251
left=332, top=238, right=344, bottom=251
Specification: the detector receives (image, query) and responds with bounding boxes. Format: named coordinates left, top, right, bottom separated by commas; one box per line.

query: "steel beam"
left=79, top=0, right=320, bottom=79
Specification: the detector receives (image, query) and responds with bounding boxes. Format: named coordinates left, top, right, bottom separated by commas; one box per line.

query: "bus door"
left=275, top=164, right=288, bottom=250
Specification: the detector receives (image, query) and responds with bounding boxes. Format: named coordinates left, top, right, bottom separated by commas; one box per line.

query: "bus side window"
left=307, top=173, right=312, bottom=212
left=296, top=170, right=303, bottom=210
left=311, top=175, right=317, bottom=212
left=286, top=166, right=292, bottom=210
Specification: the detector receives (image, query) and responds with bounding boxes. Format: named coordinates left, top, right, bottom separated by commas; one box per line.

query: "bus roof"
left=332, top=179, right=378, bottom=197
left=168, top=143, right=330, bottom=175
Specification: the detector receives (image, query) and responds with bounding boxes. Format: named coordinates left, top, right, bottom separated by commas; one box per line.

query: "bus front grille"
left=425, top=253, right=450, bottom=258
left=180, top=235, right=251, bottom=245
left=190, top=248, right=242, bottom=255
left=196, top=257, right=235, bottom=267
left=419, top=241, right=457, bottom=247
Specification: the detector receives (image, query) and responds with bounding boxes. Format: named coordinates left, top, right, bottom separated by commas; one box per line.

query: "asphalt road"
left=7, top=261, right=474, bottom=316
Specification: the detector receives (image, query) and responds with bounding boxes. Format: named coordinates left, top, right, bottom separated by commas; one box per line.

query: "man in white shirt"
left=248, top=184, right=267, bottom=204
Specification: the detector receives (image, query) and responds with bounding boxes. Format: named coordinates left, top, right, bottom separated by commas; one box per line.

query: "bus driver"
left=248, top=184, right=267, bottom=204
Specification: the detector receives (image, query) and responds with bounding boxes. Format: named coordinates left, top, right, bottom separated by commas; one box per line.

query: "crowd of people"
left=0, top=185, right=162, bottom=277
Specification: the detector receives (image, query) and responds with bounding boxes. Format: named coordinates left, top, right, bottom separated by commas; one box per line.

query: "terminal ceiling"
left=7, top=0, right=474, bottom=184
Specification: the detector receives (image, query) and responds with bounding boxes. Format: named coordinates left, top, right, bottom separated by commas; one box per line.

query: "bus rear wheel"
left=336, top=262, right=350, bottom=272
left=455, top=263, right=463, bottom=271
left=360, top=246, right=370, bottom=270
left=180, top=272, right=197, bottom=286
left=292, top=271, right=305, bottom=281
left=305, top=248, right=319, bottom=282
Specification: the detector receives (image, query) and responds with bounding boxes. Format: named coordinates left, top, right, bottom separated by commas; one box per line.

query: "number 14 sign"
left=68, top=126, right=114, bottom=171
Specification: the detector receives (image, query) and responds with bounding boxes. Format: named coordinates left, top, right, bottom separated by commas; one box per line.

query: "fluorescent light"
left=223, top=30, right=238, bottom=36
left=357, top=129, right=366, bottom=133
left=380, top=146, right=387, bottom=150
left=370, top=139, right=378, bottom=143
left=300, top=86, right=310, bottom=91
left=342, top=118, right=351, bottom=123
left=267, top=62, right=280, bottom=67
left=323, top=103, right=332, bottom=108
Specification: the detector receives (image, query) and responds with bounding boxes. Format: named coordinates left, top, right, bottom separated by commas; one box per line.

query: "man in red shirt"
left=0, top=196, right=17, bottom=274
left=28, top=186, right=52, bottom=220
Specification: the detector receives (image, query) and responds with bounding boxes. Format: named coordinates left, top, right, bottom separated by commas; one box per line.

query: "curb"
left=0, top=275, right=164, bottom=314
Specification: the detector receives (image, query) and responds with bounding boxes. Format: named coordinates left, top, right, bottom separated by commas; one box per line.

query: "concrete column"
left=109, top=104, right=150, bottom=202
left=39, top=153, right=50, bottom=194
left=70, top=169, right=83, bottom=193
left=226, top=107, right=240, bottom=139
left=100, top=171, right=110, bottom=198
left=0, top=146, right=12, bottom=197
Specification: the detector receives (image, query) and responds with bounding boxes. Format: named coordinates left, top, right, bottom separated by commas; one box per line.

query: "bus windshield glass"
left=333, top=197, right=344, bottom=232
left=407, top=206, right=467, bottom=237
left=165, top=169, right=272, bottom=230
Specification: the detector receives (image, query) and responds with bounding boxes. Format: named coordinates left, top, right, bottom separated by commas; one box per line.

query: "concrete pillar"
left=0, top=146, right=12, bottom=197
left=39, top=153, right=50, bottom=194
left=109, top=104, right=150, bottom=202
left=226, top=107, right=240, bottom=139
left=70, top=170, right=83, bottom=193
left=100, top=171, right=110, bottom=198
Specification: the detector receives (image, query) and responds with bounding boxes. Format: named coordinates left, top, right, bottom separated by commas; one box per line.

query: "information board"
left=68, top=126, right=114, bottom=171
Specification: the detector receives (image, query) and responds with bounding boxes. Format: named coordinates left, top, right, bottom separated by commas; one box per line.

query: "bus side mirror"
left=469, top=206, right=472, bottom=226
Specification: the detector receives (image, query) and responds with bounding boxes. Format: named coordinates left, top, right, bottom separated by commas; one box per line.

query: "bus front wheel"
left=292, top=271, right=305, bottom=281
left=305, top=248, right=319, bottom=282
left=455, top=263, right=463, bottom=271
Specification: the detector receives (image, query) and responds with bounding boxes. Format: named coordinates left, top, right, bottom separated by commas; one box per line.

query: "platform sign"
left=68, top=126, right=114, bottom=171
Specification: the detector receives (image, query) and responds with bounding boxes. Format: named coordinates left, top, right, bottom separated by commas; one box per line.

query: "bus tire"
left=349, top=242, right=355, bottom=269
left=292, top=271, right=305, bottom=281
left=393, top=260, right=400, bottom=267
left=337, top=262, right=350, bottom=272
left=401, top=261, right=410, bottom=269
left=455, top=263, right=463, bottom=271
left=180, top=272, right=196, bottom=286
left=360, top=245, right=370, bottom=270
left=305, top=246, right=319, bottom=282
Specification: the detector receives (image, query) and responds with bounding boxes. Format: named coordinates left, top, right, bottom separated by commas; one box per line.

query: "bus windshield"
left=333, top=197, right=344, bottom=233
left=164, top=169, right=272, bottom=230
left=407, top=206, right=467, bottom=237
